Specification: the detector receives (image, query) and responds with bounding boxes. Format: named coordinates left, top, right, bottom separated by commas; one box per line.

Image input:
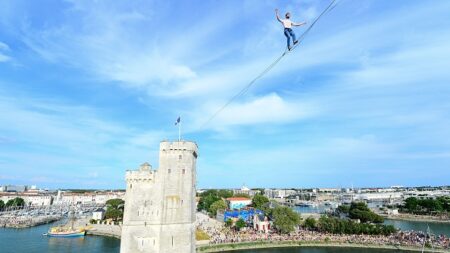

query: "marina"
left=0, top=221, right=120, bottom=253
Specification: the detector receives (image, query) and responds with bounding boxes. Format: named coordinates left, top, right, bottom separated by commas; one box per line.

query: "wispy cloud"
left=0, top=41, right=11, bottom=62
left=0, top=0, right=449, bottom=188
left=192, top=93, right=319, bottom=131
left=0, top=91, right=166, bottom=188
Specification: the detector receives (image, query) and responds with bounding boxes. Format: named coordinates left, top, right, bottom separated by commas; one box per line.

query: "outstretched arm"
left=275, top=9, right=282, bottom=23
left=293, top=21, right=307, bottom=26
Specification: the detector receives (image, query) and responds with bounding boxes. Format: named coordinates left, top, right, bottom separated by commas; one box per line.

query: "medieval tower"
left=120, top=140, right=198, bottom=253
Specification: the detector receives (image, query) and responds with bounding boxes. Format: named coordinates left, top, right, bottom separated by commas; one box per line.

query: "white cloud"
left=0, top=41, right=11, bottom=62
left=202, top=93, right=318, bottom=129
left=0, top=92, right=167, bottom=187
left=0, top=41, right=9, bottom=51
left=8, top=0, right=245, bottom=91
left=0, top=54, right=10, bottom=62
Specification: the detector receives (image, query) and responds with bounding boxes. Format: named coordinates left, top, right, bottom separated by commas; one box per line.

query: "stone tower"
left=120, top=140, right=198, bottom=253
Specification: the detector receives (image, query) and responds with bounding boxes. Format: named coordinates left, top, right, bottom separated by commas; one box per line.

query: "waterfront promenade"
left=196, top=213, right=450, bottom=252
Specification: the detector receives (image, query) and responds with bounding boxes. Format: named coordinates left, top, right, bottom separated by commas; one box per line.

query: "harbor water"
left=0, top=221, right=120, bottom=253
left=384, top=219, right=450, bottom=237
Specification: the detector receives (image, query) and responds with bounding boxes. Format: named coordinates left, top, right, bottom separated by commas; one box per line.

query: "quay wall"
left=0, top=215, right=61, bottom=228
left=197, top=241, right=450, bottom=253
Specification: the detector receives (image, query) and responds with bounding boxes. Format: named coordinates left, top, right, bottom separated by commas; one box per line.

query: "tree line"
left=0, top=197, right=25, bottom=210
left=402, top=197, right=450, bottom=215
left=337, top=202, right=385, bottom=223
left=303, top=215, right=396, bottom=236
left=303, top=202, right=396, bottom=236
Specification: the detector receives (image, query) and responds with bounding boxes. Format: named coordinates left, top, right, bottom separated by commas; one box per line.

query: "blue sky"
left=0, top=0, right=449, bottom=189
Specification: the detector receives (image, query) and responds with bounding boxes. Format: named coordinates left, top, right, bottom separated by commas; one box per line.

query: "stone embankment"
left=383, top=214, right=450, bottom=224
left=86, top=223, right=122, bottom=238
left=0, top=215, right=61, bottom=228
left=71, top=218, right=122, bottom=238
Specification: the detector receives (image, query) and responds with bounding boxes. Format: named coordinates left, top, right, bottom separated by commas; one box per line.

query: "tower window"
left=168, top=169, right=171, bottom=173
left=130, top=184, right=132, bottom=189
left=182, top=169, right=186, bottom=174
left=179, top=155, right=182, bottom=160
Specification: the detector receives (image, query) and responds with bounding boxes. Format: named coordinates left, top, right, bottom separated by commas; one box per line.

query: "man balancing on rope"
left=275, top=9, right=307, bottom=51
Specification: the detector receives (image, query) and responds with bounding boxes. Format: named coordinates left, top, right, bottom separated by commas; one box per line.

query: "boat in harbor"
left=44, top=226, right=86, bottom=237
left=44, top=211, right=86, bottom=238
left=295, top=201, right=318, bottom=207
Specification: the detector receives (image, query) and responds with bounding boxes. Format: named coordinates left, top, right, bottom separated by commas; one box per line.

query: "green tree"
left=303, top=217, right=317, bottom=230
left=235, top=218, right=246, bottom=230
left=105, top=198, right=125, bottom=221
left=209, top=199, right=227, bottom=216
left=404, top=197, right=419, bottom=212
left=6, top=197, right=25, bottom=208
left=225, top=218, right=233, bottom=227
left=197, top=190, right=221, bottom=212
left=337, top=205, right=350, bottom=214
left=233, top=193, right=251, bottom=198
left=349, top=202, right=384, bottom=223
left=0, top=200, right=4, bottom=210
left=316, top=215, right=396, bottom=236
left=272, top=206, right=301, bottom=234
left=217, top=190, right=233, bottom=199
left=252, top=194, right=269, bottom=210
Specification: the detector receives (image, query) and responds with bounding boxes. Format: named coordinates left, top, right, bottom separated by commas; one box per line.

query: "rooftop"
left=226, top=197, right=251, bottom=201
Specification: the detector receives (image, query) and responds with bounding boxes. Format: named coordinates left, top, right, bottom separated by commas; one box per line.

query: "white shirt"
left=281, top=19, right=294, bottom=29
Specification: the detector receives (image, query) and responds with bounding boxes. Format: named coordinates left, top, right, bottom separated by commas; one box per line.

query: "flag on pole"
left=175, top=116, right=181, bottom=125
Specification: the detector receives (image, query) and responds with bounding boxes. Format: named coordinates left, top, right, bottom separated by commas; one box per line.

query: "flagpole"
left=178, top=120, right=181, bottom=141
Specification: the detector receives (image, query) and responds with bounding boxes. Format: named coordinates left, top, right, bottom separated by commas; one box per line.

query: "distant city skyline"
left=1, top=0, right=449, bottom=189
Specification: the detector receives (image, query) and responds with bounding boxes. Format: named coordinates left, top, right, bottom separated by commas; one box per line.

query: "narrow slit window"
left=182, top=169, right=186, bottom=174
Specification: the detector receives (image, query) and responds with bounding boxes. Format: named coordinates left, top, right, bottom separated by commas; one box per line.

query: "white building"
left=54, top=191, right=125, bottom=205
left=253, top=214, right=271, bottom=233
left=120, top=141, right=198, bottom=253
left=0, top=193, right=53, bottom=206
left=92, top=208, right=106, bottom=221
left=264, top=189, right=296, bottom=199
left=233, top=185, right=260, bottom=197
left=226, top=197, right=252, bottom=209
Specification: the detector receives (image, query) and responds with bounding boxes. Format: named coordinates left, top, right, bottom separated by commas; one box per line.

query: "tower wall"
left=120, top=141, right=198, bottom=253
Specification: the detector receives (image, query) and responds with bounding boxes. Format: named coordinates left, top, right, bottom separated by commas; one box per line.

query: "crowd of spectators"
left=196, top=213, right=450, bottom=250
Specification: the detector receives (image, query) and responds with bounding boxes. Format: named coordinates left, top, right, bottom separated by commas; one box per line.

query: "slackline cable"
left=199, top=0, right=339, bottom=129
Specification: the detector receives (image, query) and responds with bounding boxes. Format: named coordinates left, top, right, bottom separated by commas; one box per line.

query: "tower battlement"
left=160, top=140, right=198, bottom=156
left=121, top=140, right=197, bottom=253
left=126, top=162, right=156, bottom=182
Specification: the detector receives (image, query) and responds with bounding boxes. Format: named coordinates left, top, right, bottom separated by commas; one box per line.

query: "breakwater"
left=0, top=215, right=61, bottom=228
